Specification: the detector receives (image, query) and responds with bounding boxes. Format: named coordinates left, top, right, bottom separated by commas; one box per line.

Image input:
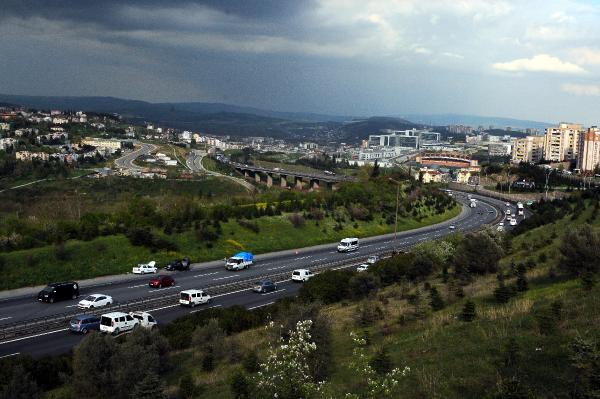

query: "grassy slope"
left=158, top=204, right=600, bottom=398
left=0, top=206, right=460, bottom=290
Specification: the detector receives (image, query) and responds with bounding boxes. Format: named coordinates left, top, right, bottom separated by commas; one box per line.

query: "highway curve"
left=0, top=193, right=515, bottom=358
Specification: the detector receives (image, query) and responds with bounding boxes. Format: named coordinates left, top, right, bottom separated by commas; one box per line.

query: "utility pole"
left=544, top=168, right=553, bottom=200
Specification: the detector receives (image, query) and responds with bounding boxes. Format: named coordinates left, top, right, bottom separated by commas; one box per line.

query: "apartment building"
left=81, top=137, right=122, bottom=151
left=511, top=136, right=544, bottom=164
left=543, top=123, right=582, bottom=162
left=577, top=127, right=600, bottom=172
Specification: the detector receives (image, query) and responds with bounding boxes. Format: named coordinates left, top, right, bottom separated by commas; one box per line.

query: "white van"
left=337, top=238, right=359, bottom=252
left=292, top=269, right=314, bottom=282
left=179, top=289, right=211, bottom=307
left=100, top=312, right=138, bottom=335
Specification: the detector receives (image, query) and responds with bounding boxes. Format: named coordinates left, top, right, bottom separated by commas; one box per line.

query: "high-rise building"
left=543, top=123, right=583, bottom=162
left=511, top=136, right=544, bottom=164
left=577, top=127, right=600, bottom=172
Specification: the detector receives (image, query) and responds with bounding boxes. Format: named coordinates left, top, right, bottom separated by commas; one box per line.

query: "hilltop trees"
left=559, top=224, right=600, bottom=277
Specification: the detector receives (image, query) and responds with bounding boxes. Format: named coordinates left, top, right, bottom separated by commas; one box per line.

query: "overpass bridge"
left=415, top=153, right=480, bottom=171
left=231, top=163, right=352, bottom=190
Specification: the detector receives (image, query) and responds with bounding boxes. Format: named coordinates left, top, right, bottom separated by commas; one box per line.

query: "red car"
left=149, top=275, right=175, bottom=288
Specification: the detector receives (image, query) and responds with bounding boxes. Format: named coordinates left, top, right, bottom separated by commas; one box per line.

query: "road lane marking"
left=128, top=284, right=149, bottom=288
left=213, top=275, right=238, bottom=281
left=267, top=265, right=288, bottom=271
left=190, top=304, right=222, bottom=314
left=248, top=301, right=275, bottom=310
left=0, top=317, right=13, bottom=321
left=0, top=352, right=20, bottom=358
left=0, top=328, right=69, bottom=345
left=64, top=304, right=79, bottom=308
left=261, top=289, right=286, bottom=296
left=194, top=272, right=219, bottom=278
left=147, top=285, right=180, bottom=293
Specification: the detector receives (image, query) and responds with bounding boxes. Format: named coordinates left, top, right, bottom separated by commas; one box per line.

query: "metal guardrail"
left=0, top=195, right=500, bottom=342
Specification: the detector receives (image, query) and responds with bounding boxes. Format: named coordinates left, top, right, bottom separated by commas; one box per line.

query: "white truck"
left=517, top=202, right=524, bottom=216
left=225, top=252, right=254, bottom=271
left=132, top=261, right=158, bottom=274
left=469, top=198, right=477, bottom=208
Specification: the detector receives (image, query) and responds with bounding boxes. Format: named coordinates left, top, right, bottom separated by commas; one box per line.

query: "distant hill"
left=403, top=113, right=553, bottom=130
left=338, top=117, right=422, bottom=141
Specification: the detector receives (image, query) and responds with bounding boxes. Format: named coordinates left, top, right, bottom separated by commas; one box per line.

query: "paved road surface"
left=187, top=150, right=254, bottom=191
left=114, top=142, right=157, bottom=171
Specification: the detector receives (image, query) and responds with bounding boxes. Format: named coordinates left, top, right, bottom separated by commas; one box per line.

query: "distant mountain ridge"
left=403, top=113, right=553, bottom=130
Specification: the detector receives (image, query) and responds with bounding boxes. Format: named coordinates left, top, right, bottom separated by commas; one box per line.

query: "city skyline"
left=3, top=0, right=600, bottom=124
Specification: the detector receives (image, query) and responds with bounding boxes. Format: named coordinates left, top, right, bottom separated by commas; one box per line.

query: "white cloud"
left=562, top=83, right=600, bottom=96
left=572, top=48, right=600, bottom=65
left=442, top=52, right=465, bottom=59
left=493, top=54, right=586, bottom=74
left=550, top=11, right=575, bottom=23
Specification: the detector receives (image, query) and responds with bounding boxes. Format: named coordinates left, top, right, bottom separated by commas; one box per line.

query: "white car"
left=292, top=269, right=314, bottom=282
left=129, top=311, right=158, bottom=329
left=78, top=294, right=113, bottom=310
left=509, top=218, right=517, bottom=226
left=100, top=312, right=138, bottom=335
left=449, top=225, right=455, bottom=230
left=132, top=261, right=158, bottom=274
left=367, top=255, right=379, bottom=264
left=338, top=238, right=359, bottom=252
left=356, top=264, right=369, bottom=272
left=179, top=289, right=211, bottom=307
left=505, top=202, right=510, bottom=207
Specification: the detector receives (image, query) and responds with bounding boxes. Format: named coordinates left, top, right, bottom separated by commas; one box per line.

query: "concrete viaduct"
left=232, top=164, right=351, bottom=190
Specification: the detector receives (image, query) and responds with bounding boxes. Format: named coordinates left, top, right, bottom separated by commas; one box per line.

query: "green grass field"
left=0, top=206, right=460, bottom=290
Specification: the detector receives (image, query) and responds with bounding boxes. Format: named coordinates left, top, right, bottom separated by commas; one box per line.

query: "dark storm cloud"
left=0, top=0, right=312, bottom=26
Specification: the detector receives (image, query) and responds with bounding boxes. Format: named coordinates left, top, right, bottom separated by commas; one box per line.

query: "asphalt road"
left=186, top=150, right=254, bottom=191
left=0, top=193, right=518, bottom=358
left=114, top=142, right=157, bottom=171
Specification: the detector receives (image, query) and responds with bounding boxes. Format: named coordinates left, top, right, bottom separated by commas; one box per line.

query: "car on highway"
left=292, top=269, right=314, bottom=282
left=38, top=282, right=79, bottom=303
left=69, top=315, right=101, bottom=334
left=505, top=202, right=510, bottom=207
left=357, top=264, right=369, bottom=272
left=367, top=255, right=379, bottom=264
left=337, top=237, right=359, bottom=252
left=509, top=218, right=517, bottom=226
left=133, top=261, right=158, bottom=274
left=149, top=275, right=175, bottom=288
left=100, top=312, right=138, bottom=335
left=449, top=225, right=455, bottom=230
left=179, top=289, right=212, bottom=307
left=165, top=257, right=191, bottom=271
left=129, top=311, right=158, bottom=329
left=77, top=294, right=113, bottom=310
left=253, top=280, right=277, bottom=293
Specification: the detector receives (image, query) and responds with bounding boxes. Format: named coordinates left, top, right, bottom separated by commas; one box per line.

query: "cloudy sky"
left=2, top=0, right=600, bottom=124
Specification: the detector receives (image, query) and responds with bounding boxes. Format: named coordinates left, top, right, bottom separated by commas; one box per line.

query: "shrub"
left=429, top=286, right=445, bottom=311
left=349, top=272, right=381, bottom=299
left=288, top=213, right=305, bottom=228
left=461, top=300, right=476, bottom=322
left=299, top=270, right=351, bottom=304
left=356, top=300, right=384, bottom=327
left=242, top=350, right=260, bottom=374
left=370, top=347, right=393, bottom=375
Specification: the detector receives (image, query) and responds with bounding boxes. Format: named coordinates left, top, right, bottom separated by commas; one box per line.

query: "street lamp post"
left=388, top=177, right=402, bottom=248
left=544, top=168, right=553, bottom=200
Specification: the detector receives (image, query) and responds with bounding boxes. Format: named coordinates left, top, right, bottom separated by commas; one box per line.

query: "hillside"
left=338, top=116, right=422, bottom=142
left=404, top=113, right=553, bottom=130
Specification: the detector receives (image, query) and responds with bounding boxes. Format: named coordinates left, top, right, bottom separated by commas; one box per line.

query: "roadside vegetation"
left=3, top=188, right=600, bottom=398
left=0, top=174, right=456, bottom=289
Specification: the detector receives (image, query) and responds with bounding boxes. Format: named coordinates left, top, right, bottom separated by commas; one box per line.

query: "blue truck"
left=225, top=252, right=254, bottom=271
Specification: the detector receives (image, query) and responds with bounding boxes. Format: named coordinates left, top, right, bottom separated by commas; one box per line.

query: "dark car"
left=38, top=282, right=79, bottom=303
left=149, top=275, right=175, bottom=288
left=69, top=315, right=100, bottom=334
left=252, top=280, right=277, bottom=293
left=165, top=257, right=191, bottom=271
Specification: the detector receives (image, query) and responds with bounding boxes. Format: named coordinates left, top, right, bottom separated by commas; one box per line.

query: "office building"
left=543, top=123, right=582, bottom=162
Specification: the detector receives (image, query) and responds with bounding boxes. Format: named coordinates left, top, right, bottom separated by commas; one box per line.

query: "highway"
left=0, top=193, right=516, bottom=358
left=186, top=150, right=254, bottom=191
left=114, top=142, right=157, bottom=171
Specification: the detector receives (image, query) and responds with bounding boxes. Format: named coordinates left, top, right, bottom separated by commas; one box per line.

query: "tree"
left=179, top=374, right=199, bottom=399
left=494, top=280, right=513, bottom=304
left=569, top=336, right=600, bottom=399
left=349, top=272, right=381, bottom=299
left=299, top=270, right=352, bottom=304
left=515, top=265, right=529, bottom=292
left=243, top=350, right=260, bottom=373
left=72, top=333, right=117, bottom=399
left=129, top=372, right=165, bottom=399
left=453, top=231, right=504, bottom=276
left=0, top=365, right=41, bottom=399
left=192, top=318, right=227, bottom=363
left=429, top=286, right=445, bottom=311
left=230, top=370, right=252, bottom=399
left=370, top=347, right=393, bottom=375
left=559, top=224, right=600, bottom=277
left=461, top=300, right=476, bottom=322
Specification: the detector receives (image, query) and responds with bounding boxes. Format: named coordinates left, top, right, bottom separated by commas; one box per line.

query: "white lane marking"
left=294, top=256, right=311, bottom=261
left=128, top=284, right=148, bottom=288
left=213, top=275, right=238, bottom=281
left=190, top=304, right=222, bottom=314
left=0, top=317, right=13, bottom=321
left=65, top=304, right=79, bottom=308
left=267, top=265, right=288, bottom=271
left=147, top=285, right=180, bottom=293
left=0, top=352, right=20, bottom=358
left=248, top=301, right=275, bottom=310
left=261, top=289, right=286, bottom=296
left=194, top=272, right=219, bottom=278
left=0, top=328, right=68, bottom=345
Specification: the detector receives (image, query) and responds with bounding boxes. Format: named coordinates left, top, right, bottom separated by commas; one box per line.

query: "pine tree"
left=429, top=286, right=445, bottom=311
left=369, top=347, right=393, bottom=375
left=461, top=300, right=476, bottom=322
left=230, top=370, right=251, bottom=399
left=242, top=350, right=260, bottom=373
left=494, top=280, right=513, bottom=304
left=178, top=374, right=198, bottom=399
left=0, top=365, right=41, bottom=399
left=129, top=373, right=165, bottom=399
left=515, top=264, right=529, bottom=292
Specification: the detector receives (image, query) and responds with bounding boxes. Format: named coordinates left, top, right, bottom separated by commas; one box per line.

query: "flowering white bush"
left=254, top=320, right=324, bottom=399
left=345, top=332, right=410, bottom=399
